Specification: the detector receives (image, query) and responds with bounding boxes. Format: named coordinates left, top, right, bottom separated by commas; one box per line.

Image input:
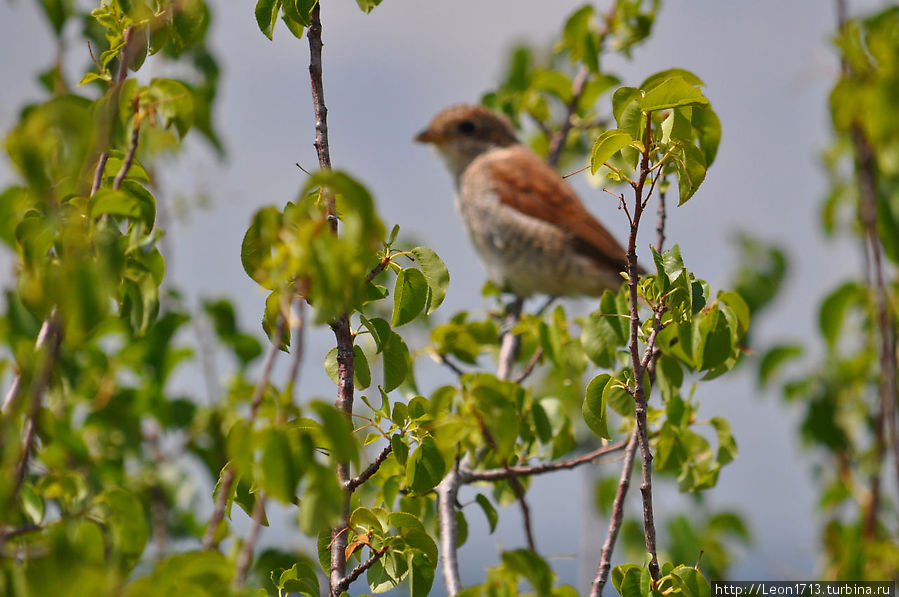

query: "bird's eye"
left=458, top=120, right=476, bottom=135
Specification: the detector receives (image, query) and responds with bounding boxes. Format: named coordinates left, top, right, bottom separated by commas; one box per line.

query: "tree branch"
left=437, top=462, right=463, bottom=597
left=460, top=439, right=628, bottom=482
left=232, top=493, right=267, bottom=588
left=306, top=5, right=356, bottom=593
left=365, top=255, right=391, bottom=284
left=590, top=428, right=639, bottom=597
left=334, top=545, right=389, bottom=594
left=436, top=292, right=526, bottom=594
left=345, top=444, right=393, bottom=493
left=496, top=297, right=524, bottom=382
left=624, top=112, right=660, bottom=582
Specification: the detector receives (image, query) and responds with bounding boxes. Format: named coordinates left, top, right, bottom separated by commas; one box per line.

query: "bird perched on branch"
left=415, top=104, right=634, bottom=298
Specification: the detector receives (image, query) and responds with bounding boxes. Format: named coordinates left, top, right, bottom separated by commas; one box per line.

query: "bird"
left=414, top=104, right=634, bottom=298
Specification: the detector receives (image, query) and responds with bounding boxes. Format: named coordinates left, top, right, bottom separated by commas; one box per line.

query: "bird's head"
left=415, top=104, right=519, bottom=178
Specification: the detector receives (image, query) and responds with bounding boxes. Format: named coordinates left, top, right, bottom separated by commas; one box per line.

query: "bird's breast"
left=453, top=183, right=617, bottom=297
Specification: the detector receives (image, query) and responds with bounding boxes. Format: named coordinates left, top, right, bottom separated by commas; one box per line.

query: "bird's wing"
left=480, top=146, right=631, bottom=273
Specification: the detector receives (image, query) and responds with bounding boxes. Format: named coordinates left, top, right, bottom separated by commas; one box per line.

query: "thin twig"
left=655, top=188, right=667, bottom=252
left=460, top=439, right=628, bottom=482
left=508, top=473, right=537, bottom=552
left=144, top=423, right=169, bottom=558
left=287, top=292, right=307, bottom=407
left=232, top=494, right=267, bottom=589
left=90, top=26, right=133, bottom=197
left=11, top=310, right=62, bottom=503
left=547, top=66, right=589, bottom=168
left=365, top=255, right=391, bottom=284
left=514, top=348, right=543, bottom=385
left=546, top=1, right=618, bottom=169
left=333, top=545, right=389, bottom=594
left=475, top=419, right=538, bottom=553
left=202, top=319, right=285, bottom=549
left=112, top=106, right=141, bottom=191
left=345, top=445, right=393, bottom=493
left=436, top=353, right=466, bottom=378
left=591, top=429, right=639, bottom=597
left=1, top=315, right=56, bottom=416
left=837, top=0, right=899, bottom=525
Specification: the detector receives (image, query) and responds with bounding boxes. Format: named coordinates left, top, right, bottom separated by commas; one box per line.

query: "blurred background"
left=0, top=0, right=887, bottom=590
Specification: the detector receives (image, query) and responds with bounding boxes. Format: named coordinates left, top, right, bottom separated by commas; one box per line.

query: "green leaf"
left=149, top=78, right=194, bottom=138
left=356, top=0, right=382, bottom=13
left=671, top=143, right=707, bottom=205
left=410, top=246, right=450, bottom=314
left=90, top=188, right=153, bottom=227
left=692, top=308, right=732, bottom=371
left=39, top=0, right=73, bottom=36
left=277, top=561, right=320, bottom=596
left=92, top=488, right=149, bottom=566
left=263, top=290, right=289, bottom=350
left=391, top=433, right=408, bottom=466
left=298, top=464, right=343, bottom=534
left=103, top=153, right=150, bottom=182
left=615, top=563, right=651, bottom=597
left=641, top=68, right=705, bottom=90
left=656, top=355, right=683, bottom=402
left=361, top=316, right=391, bottom=353
left=501, top=549, right=553, bottom=596
left=310, top=401, right=359, bottom=467
left=691, top=105, right=722, bottom=166
left=581, top=300, right=625, bottom=368
left=382, top=331, right=409, bottom=393
left=404, top=435, right=446, bottom=494
left=611, top=564, right=640, bottom=594
left=280, top=11, right=305, bottom=38
left=613, top=87, right=642, bottom=127
left=261, top=428, right=302, bottom=503
left=391, top=267, right=429, bottom=327
left=819, top=282, right=862, bottom=349
left=475, top=493, right=498, bottom=533
left=241, top=206, right=282, bottom=290
left=19, top=484, right=44, bottom=525
left=604, top=369, right=635, bottom=417
left=710, top=417, right=737, bottom=465
left=669, top=565, right=710, bottom=597
left=656, top=422, right=687, bottom=472
left=641, top=76, right=708, bottom=112
left=255, top=0, right=282, bottom=40
left=758, top=344, right=803, bottom=387
left=590, top=129, right=633, bottom=174
left=583, top=373, right=612, bottom=439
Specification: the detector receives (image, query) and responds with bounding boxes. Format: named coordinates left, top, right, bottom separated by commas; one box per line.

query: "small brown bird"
left=415, top=104, right=632, bottom=297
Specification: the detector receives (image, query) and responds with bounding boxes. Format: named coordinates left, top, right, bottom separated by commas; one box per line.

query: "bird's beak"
left=414, top=128, right=439, bottom=143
